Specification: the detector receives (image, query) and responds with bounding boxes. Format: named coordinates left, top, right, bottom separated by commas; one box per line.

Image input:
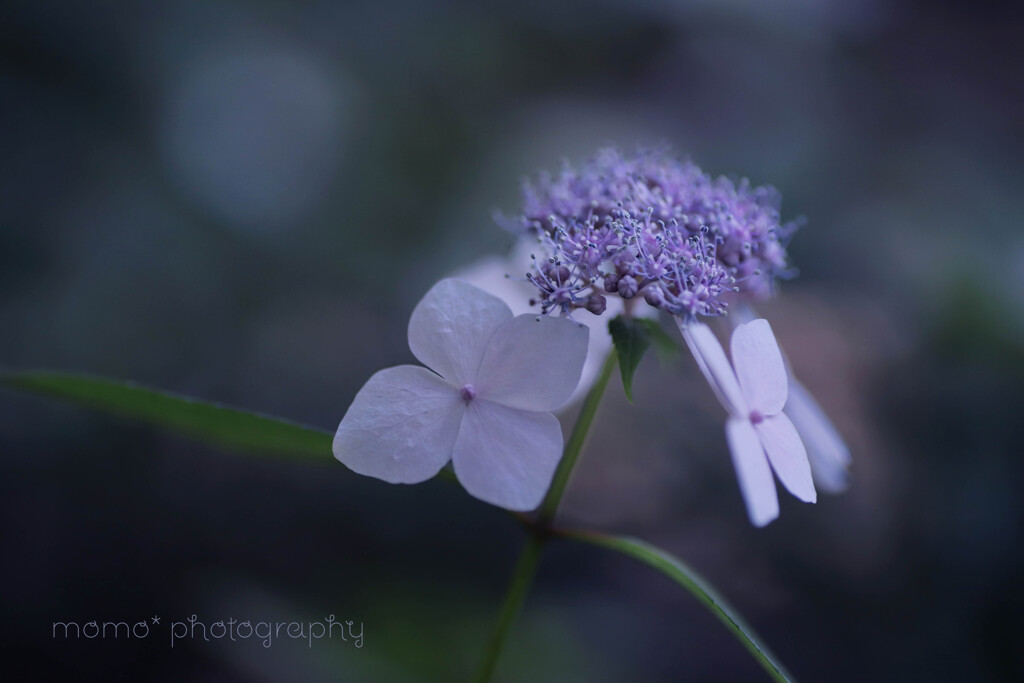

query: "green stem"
left=473, top=352, right=617, bottom=682
left=472, top=531, right=545, bottom=683
left=553, top=529, right=796, bottom=683
left=538, top=352, right=618, bottom=525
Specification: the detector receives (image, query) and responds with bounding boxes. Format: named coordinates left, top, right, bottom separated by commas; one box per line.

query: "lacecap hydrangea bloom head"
left=493, top=147, right=848, bottom=525
left=507, top=147, right=799, bottom=320
left=334, top=146, right=847, bottom=526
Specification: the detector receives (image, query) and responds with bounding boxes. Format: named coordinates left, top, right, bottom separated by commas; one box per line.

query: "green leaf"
left=0, top=371, right=332, bottom=461
left=636, top=317, right=680, bottom=362
left=608, top=316, right=651, bottom=402
left=558, top=529, right=796, bottom=683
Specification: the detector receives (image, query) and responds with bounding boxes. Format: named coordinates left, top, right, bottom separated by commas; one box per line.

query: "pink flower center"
left=749, top=409, right=765, bottom=424
left=460, top=384, right=477, bottom=402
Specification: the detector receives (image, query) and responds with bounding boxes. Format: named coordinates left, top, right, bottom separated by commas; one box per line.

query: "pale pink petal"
left=474, top=314, right=589, bottom=411
left=333, top=366, right=463, bottom=484
left=755, top=413, right=816, bottom=503
left=678, top=320, right=747, bottom=416
left=725, top=417, right=779, bottom=526
left=785, top=380, right=850, bottom=493
left=451, top=400, right=563, bottom=511
left=407, top=278, right=512, bottom=385
left=731, top=319, right=788, bottom=416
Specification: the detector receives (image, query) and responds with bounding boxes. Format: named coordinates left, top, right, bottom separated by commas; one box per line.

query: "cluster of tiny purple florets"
left=508, top=148, right=800, bottom=320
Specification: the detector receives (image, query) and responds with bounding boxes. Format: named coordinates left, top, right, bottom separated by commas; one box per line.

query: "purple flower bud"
left=542, top=262, right=571, bottom=284
left=604, top=273, right=620, bottom=293
left=617, top=275, right=639, bottom=299
left=585, top=294, right=607, bottom=315
left=643, top=285, right=666, bottom=308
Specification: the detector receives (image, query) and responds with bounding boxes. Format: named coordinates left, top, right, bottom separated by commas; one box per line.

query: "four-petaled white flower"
left=678, top=319, right=817, bottom=526
left=333, top=278, right=589, bottom=511
left=730, top=304, right=851, bottom=493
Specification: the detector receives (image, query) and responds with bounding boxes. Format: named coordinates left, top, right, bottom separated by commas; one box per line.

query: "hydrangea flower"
left=333, top=278, right=588, bottom=511
left=500, top=147, right=844, bottom=524
left=505, top=147, right=798, bottom=320
left=731, top=304, right=851, bottom=492
left=679, top=319, right=816, bottom=526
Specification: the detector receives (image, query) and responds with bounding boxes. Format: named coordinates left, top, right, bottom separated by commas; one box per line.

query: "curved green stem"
left=473, top=352, right=617, bottom=682
left=553, top=529, right=796, bottom=683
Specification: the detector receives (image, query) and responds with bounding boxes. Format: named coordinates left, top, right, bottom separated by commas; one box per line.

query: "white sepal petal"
left=725, top=418, right=779, bottom=527
left=731, top=319, right=789, bottom=416
left=785, top=379, right=850, bottom=492
left=755, top=413, right=817, bottom=503
left=333, top=366, right=463, bottom=484
left=475, top=314, right=589, bottom=412
left=451, top=400, right=563, bottom=511
left=679, top=320, right=748, bottom=416
left=407, top=278, right=512, bottom=386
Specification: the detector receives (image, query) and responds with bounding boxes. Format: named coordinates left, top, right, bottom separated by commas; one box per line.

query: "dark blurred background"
left=2, top=0, right=1023, bottom=681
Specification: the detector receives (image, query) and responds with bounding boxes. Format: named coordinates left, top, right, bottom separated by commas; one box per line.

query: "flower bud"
left=643, top=285, right=666, bottom=308
left=585, top=294, right=607, bottom=315
left=617, top=275, right=639, bottom=299
left=542, top=262, right=571, bottom=284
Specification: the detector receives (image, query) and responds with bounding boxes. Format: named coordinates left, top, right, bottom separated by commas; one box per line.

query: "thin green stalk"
left=538, top=352, right=618, bottom=525
left=473, top=352, right=617, bottom=682
left=553, top=529, right=796, bottom=683
left=472, top=531, right=545, bottom=683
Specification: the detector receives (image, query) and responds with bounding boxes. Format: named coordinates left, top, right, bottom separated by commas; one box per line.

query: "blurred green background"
left=2, top=0, right=1023, bottom=680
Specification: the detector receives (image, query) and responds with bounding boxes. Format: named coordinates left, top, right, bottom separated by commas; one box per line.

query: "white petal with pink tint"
left=755, top=413, right=816, bottom=503
left=785, top=380, right=850, bottom=492
left=333, top=366, right=464, bottom=484
left=678, top=320, right=747, bottom=416
left=731, top=319, right=788, bottom=416
left=725, top=418, right=779, bottom=527
left=407, top=278, right=511, bottom=386
left=451, top=400, right=563, bottom=511
left=475, top=314, right=589, bottom=411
